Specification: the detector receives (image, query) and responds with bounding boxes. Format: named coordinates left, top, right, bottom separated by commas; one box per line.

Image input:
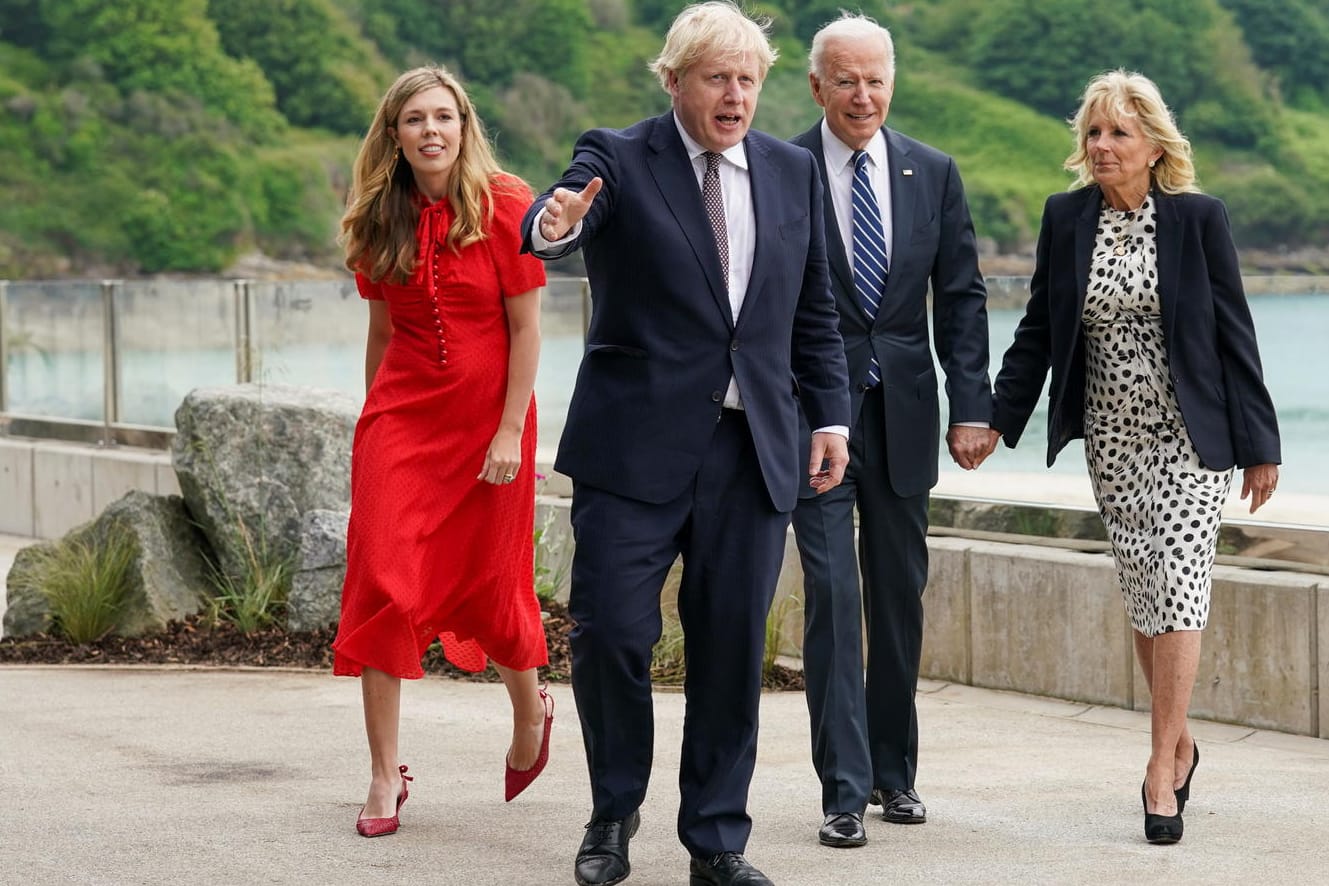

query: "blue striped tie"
left=851, top=150, right=886, bottom=388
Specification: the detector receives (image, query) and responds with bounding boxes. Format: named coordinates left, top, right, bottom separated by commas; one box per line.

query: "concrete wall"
left=0, top=437, right=178, bottom=538
left=535, top=497, right=1326, bottom=739
left=5, top=438, right=1323, bottom=738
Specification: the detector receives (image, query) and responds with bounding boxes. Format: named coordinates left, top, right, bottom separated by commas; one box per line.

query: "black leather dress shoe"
left=688, top=852, right=774, bottom=885
left=818, top=812, right=867, bottom=848
left=870, top=788, right=927, bottom=824
left=574, top=810, right=640, bottom=886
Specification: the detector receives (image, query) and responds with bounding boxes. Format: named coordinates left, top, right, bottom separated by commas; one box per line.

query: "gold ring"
left=503, top=473, right=515, bottom=482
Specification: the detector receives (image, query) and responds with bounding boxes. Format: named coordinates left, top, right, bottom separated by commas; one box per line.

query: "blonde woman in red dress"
left=333, top=66, right=552, bottom=837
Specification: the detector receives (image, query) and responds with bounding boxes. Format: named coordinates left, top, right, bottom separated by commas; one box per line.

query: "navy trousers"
left=567, top=410, right=789, bottom=856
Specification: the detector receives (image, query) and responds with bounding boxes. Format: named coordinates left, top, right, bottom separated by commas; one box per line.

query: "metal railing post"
left=0, top=279, right=9, bottom=416
left=101, top=279, right=121, bottom=447
left=235, top=279, right=254, bottom=383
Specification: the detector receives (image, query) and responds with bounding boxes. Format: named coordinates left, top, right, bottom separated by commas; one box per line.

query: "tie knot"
left=704, top=151, right=723, bottom=172
left=853, top=150, right=868, bottom=174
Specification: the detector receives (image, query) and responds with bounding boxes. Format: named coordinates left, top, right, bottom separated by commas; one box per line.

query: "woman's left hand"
left=480, top=427, right=522, bottom=486
left=1240, top=463, right=1280, bottom=514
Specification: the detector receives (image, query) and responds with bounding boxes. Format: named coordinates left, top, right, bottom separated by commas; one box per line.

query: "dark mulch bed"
left=0, top=599, right=805, bottom=691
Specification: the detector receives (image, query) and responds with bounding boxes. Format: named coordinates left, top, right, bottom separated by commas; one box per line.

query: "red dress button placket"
left=432, top=263, right=447, bottom=364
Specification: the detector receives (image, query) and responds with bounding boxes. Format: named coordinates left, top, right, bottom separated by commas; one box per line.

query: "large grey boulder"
left=3, top=541, right=58, bottom=636
left=288, top=509, right=349, bottom=631
left=172, top=384, right=358, bottom=589
left=3, top=491, right=214, bottom=637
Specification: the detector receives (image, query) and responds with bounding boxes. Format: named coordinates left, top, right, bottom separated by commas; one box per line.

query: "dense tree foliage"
left=208, top=0, right=394, bottom=135
left=1218, top=0, right=1329, bottom=108
left=0, top=0, right=1326, bottom=275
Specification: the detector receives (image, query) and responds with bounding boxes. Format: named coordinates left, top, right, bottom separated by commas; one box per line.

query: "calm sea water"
left=6, top=294, right=1326, bottom=492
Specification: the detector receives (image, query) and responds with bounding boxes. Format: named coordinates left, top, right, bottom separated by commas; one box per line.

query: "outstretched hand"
left=539, top=177, right=603, bottom=242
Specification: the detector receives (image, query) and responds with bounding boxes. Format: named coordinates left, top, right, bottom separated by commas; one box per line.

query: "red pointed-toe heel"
left=355, top=764, right=413, bottom=837
left=505, top=688, right=554, bottom=802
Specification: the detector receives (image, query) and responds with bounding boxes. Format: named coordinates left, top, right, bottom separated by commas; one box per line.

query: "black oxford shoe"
left=870, top=788, right=927, bottom=824
left=574, top=810, right=640, bottom=886
left=689, top=852, right=774, bottom=886
left=818, top=812, right=867, bottom=848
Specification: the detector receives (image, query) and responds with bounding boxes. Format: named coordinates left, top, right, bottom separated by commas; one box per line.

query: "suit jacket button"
left=730, top=340, right=739, bottom=351
left=856, top=383, right=870, bottom=393
left=711, top=391, right=723, bottom=402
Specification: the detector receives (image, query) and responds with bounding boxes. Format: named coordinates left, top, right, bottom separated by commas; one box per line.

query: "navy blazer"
left=521, top=113, right=850, bottom=511
left=992, top=185, right=1280, bottom=470
left=792, top=123, right=992, bottom=498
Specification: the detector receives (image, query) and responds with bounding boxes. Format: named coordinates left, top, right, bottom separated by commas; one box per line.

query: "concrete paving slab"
left=2, top=667, right=1327, bottom=886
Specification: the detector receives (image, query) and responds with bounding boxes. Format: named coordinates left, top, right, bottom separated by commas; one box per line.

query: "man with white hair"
left=790, top=13, right=993, bottom=848
left=524, top=3, right=851, bottom=883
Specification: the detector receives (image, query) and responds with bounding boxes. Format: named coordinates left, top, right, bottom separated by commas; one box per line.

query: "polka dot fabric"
left=332, top=176, right=550, bottom=678
left=1082, top=196, right=1232, bottom=637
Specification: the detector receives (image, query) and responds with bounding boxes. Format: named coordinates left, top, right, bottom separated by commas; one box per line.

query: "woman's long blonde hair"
left=340, top=66, right=509, bottom=283
left=1065, top=69, right=1198, bottom=195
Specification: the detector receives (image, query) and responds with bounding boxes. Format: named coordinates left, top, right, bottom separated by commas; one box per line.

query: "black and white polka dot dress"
left=1082, top=196, right=1233, bottom=637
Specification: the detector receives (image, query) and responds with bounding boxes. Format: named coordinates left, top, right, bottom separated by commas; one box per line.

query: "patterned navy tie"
left=851, top=149, right=886, bottom=387
left=702, top=151, right=729, bottom=286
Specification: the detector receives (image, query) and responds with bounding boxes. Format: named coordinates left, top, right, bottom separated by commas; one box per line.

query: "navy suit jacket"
left=791, top=123, right=992, bottom=498
left=521, top=113, right=850, bottom=512
left=992, top=185, right=1280, bottom=470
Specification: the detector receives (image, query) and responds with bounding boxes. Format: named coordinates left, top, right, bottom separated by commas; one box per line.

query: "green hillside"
left=0, top=0, right=1326, bottom=276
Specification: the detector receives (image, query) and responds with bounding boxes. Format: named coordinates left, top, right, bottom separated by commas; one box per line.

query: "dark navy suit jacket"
left=520, top=113, right=850, bottom=511
left=993, top=185, right=1280, bottom=470
left=791, top=123, right=992, bottom=498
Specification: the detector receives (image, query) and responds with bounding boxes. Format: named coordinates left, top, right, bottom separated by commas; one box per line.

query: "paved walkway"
left=2, top=667, right=1327, bottom=885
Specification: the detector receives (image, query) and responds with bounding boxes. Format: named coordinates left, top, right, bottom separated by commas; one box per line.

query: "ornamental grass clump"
left=25, top=526, right=137, bottom=644
left=204, top=524, right=292, bottom=635
left=533, top=508, right=571, bottom=603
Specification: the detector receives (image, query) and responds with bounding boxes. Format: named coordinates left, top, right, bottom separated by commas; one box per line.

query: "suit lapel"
left=645, top=114, right=733, bottom=329
left=1074, top=186, right=1100, bottom=322
left=739, top=134, right=773, bottom=328
left=799, top=124, right=854, bottom=301
left=883, top=128, right=915, bottom=314
left=1154, top=191, right=1181, bottom=345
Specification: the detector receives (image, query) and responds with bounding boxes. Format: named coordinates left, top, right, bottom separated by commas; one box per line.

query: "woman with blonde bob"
left=333, top=66, right=553, bottom=837
left=988, top=70, right=1280, bottom=844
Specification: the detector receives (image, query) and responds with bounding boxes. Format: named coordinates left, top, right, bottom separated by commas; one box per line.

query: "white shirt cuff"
left=812, top=425, right=849, bottom=439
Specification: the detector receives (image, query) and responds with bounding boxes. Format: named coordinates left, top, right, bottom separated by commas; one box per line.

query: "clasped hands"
left=949, top=426, right=1001, bottom=471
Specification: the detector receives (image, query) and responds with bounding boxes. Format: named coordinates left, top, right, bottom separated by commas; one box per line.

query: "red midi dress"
left=333, top=177, right=549, bottom=678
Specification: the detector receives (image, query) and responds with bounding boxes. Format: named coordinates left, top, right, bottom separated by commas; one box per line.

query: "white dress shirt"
left=821, top=119, right=893, bottom=276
